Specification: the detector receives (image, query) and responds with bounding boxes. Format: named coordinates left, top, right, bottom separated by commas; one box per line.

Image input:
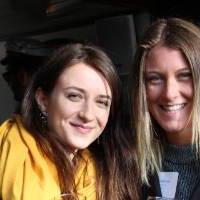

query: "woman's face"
left=145, top=44, right=193, bottom=144
left=37, top=62, right=112, bottom=151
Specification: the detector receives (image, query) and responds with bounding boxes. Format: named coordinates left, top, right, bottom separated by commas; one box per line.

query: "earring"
left=39, top=110, right=48, bottom=128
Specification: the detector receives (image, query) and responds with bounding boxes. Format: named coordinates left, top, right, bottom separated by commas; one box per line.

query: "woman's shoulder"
left=0, top=115, right=60, bottom=199
left=0, top=116, right=16, bottom=138
left=0, top=115, right=37, bottom=152
left=0, top=115, right=28, bottom=150
left=0, top=115, right=31, bottom=199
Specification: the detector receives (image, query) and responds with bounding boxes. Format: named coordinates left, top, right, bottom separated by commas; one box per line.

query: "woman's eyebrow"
left=98, top=95, right=112, bottom=100
left=63, top=86, right=84, bottom=93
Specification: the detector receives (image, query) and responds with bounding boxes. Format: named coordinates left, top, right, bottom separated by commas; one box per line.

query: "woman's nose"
left=78, top=102, right=94, bottom=122
left=163, top=78, right=179, bottom=100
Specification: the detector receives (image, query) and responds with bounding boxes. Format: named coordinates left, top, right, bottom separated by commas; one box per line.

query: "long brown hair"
left=22, top=43, right=140, bottom=199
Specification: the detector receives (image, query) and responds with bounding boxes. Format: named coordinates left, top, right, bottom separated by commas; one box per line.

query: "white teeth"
left=161, top=104, right=185, bottom=111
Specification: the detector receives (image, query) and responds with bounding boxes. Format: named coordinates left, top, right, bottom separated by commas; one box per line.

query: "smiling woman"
left=35, top=62, right=112, bottom=152
left=145, top=44, right=193, bottom=145
left=129, top=17, right=200, bottom=200
left=0, top=43, right=140, bottom=200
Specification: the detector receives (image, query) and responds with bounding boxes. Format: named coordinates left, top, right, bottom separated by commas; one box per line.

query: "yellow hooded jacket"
left=0, top=116, right=96, bottom=200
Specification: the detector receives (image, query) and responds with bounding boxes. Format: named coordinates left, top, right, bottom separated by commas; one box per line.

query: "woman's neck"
left=164, top=127, right=192, bottom=145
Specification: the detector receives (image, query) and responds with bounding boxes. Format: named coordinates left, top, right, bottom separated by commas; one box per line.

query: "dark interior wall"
left=95, top=14, right=137, bottom=75
left=33, top=24, right=97, bottom=43
left=0, top=0, right=135, bottom=40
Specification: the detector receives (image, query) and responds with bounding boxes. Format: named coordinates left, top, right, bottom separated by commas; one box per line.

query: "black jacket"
left=142, top=173, right=200, bottom=200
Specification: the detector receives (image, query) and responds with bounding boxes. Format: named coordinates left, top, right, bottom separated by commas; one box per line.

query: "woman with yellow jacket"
left=0, top=43, right=140, bottom=200
left=0, top=116, right=95, bottom=199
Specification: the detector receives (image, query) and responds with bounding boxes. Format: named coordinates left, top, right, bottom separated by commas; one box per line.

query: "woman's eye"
left=145, top=75, right=162, bottom=85
left=178, top=72, right=192, bottom=80
left=66, top=93, right=82, bottom=101
left=96, top=100, right=110, bottom=108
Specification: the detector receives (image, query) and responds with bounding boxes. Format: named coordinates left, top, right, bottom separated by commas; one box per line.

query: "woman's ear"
left=35, top=87, right=48, bottom=112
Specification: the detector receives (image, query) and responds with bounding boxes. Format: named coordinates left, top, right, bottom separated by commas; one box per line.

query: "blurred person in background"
left=1, top=37, right=76, bottom=113
left=1, top=38, right=51, bottom=113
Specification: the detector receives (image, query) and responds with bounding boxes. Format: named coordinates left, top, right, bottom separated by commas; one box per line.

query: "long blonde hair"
left=129, top=17, right=200, bottom=184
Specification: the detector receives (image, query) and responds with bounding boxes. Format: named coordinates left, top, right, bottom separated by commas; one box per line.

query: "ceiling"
left=0, top=0, right=199, bottom=39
